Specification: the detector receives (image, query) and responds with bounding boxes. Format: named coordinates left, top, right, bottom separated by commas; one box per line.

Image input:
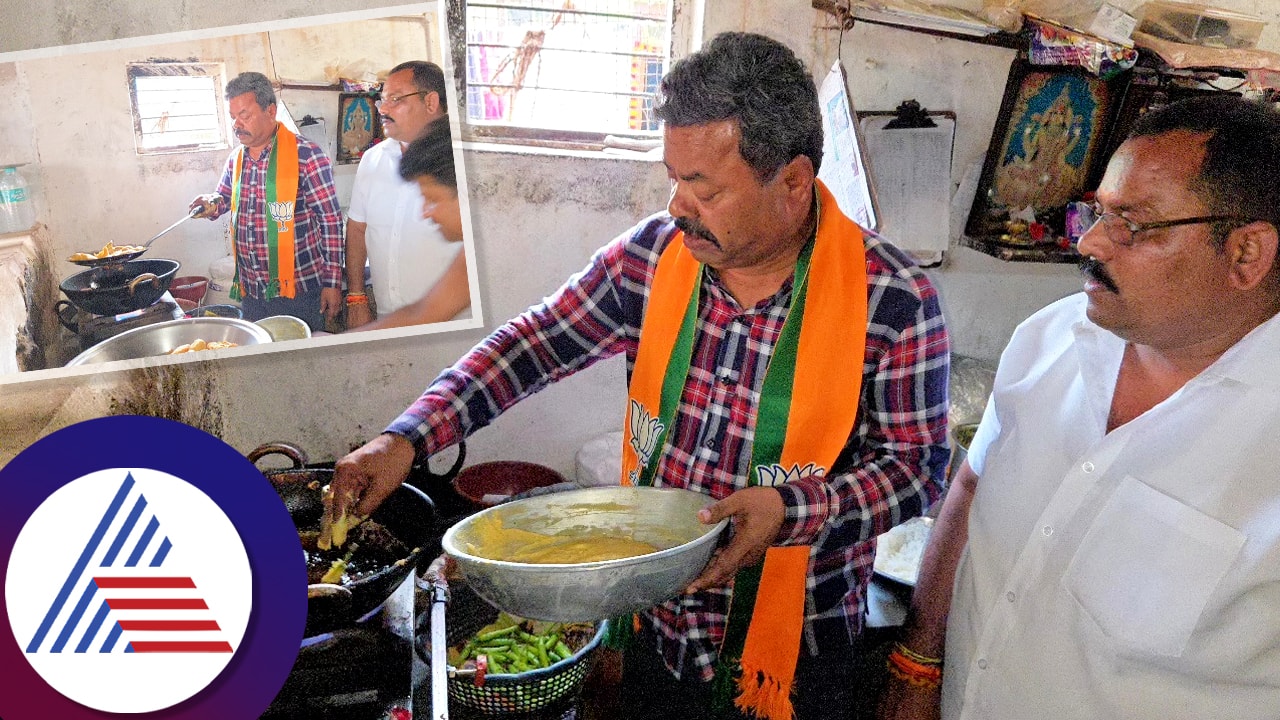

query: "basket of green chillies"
left=418, top=581, right=607, bottom=715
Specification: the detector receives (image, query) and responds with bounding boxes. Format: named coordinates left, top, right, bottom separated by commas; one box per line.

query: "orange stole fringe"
left=734, top=545, right=810, bottom=720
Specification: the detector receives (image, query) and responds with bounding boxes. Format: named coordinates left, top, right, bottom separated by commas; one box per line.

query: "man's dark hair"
left=655, top=32, right=822, bottom=180
left=389, top=60, right=448, bottom=114
left=399, top=120, right=456, bottom=190
left=1130, top=95, right=1280, bottom=250
left=225, top=71, right=276, bottom=109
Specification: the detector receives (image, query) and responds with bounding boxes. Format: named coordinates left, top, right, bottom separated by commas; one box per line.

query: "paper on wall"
left=817, top=62, right=877, bottom=231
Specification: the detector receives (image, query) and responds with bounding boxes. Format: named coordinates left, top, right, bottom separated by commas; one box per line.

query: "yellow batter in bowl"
left=465, top=513, right=660, bottom=564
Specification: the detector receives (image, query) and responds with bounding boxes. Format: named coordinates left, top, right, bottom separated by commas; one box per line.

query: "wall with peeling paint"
left=2, top=0, right=1279, bottom=479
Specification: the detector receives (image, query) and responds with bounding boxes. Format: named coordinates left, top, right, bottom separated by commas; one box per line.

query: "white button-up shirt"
left=348, top=138, right=460, bottom=314
left=945, top=292, right=1280, bottom=720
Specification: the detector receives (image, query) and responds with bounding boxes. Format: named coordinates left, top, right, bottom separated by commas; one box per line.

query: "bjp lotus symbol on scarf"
left=755, top=462, right=824, bottom=487
left=627, top=399, right=664, bottom=484
left=267, top=201, right=295, bottom=233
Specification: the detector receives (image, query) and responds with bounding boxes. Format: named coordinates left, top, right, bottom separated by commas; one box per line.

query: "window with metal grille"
left=463, top=0, right=674, bottom=140
left=128, top=63, right=229, bottom=155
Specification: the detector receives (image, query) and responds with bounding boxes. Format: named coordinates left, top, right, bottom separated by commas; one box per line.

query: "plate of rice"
left=873, top=517, right=934, bottom=587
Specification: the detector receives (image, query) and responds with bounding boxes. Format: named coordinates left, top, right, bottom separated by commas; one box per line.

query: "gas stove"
left=263, top=578, right=416, bottom=720
left=69, top=293, right=186, bottom=350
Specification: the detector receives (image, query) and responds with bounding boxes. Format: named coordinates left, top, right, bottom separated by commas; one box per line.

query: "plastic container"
left=188, top=304, right=243, bottom=319
left=0, top=165, right=35, bottom=233
left=1136, top=1, right=1264, bottom=49
left=452, top=461, right=566, bottom=509
left=205, top=255, right=238, bottom=308
left=575, top=430, right=623, bottom=487
left=415, top=582, right=606, bottom=716
left=169, top=275, right=209, bottom=304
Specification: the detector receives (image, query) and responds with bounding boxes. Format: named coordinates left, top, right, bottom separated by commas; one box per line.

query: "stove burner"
left=71, top=293, right=185, bottom=349
left=263, top=624, right=413, bottom=720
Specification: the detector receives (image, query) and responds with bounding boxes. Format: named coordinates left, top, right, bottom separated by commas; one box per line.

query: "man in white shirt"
left=880, top=95, right=1280, bottom=720
left=345, top=60, right=466, bottom=328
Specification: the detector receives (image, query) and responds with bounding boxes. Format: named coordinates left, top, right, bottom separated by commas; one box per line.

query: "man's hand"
left=684, top=486, right=785, bottom=593
left=327, top=433, right=416, bottom=528
left=189, top=194, right=221, bottom=220
left=346, top=302, right=373, bottom=329
left=320, top=287, right=343, bottom=320
left=876, top=671, right=942, bottom=720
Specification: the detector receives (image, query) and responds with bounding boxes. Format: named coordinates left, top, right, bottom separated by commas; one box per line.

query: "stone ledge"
left=0, top=230, right=37, bottom=265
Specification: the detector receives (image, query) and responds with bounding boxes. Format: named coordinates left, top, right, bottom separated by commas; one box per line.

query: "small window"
left=462, top=0, right=677, bottom=142
left=127, top=62, right=229, bottom=155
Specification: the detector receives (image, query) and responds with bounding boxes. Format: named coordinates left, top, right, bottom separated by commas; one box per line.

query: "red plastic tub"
left=452, top=461, right=566, bottom=508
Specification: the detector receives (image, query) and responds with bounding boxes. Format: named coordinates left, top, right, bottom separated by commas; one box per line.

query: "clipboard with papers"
left=817, top=60, right=956, bottom=261
left=857, top=103, right=956, bottom=261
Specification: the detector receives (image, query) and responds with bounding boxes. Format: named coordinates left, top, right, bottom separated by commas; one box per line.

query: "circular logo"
left=0, top=416, right=307, bottom=719
left=7, top=469, right=253, bottom=712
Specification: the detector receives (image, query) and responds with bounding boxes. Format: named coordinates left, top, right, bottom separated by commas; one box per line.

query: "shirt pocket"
left=1061, top=475, right=1244, bottom=658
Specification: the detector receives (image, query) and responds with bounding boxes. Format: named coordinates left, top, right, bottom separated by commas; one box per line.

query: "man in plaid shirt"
left=190, top=71, right=344, bottom=330
left=332, top=33, right=949, bottom=718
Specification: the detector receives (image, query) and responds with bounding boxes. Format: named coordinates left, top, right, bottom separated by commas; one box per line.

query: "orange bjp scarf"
left=621, top=179, right=868, bottom=720
left=229, top=122, right=299, bottom=300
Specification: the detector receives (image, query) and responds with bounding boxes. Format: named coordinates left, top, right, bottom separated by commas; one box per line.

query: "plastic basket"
left=419, top=582, right=606, bottom=717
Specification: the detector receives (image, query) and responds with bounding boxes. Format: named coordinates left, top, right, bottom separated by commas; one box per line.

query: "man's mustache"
left=675, top=217, right=720, bottom=248
left=1080, top=256, right=1119, bottom=293
left=380, top=114, right=394, bottom=124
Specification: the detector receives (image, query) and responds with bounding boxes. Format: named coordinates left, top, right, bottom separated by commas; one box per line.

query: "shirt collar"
left=1204, top=310, right=1280, bottom=390
left=692, top=188, right=818, bottom=313
left=244, top=123, right=281, bottom=161
left=1070, top=301, right=1280, bottom=391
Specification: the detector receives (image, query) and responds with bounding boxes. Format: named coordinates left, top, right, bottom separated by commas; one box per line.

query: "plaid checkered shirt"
left=388, top=210, right=950, bottom=681
left=210, top=131, right=345, bottom=299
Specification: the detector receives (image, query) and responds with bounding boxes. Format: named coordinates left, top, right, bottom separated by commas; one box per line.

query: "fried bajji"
left=68, top=241, right=147, bottom=262
left=166, top=339, right=239, bottom=355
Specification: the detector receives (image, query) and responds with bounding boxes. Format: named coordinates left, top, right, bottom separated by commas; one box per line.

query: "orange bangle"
left=345, top=294, right=368, bottom=306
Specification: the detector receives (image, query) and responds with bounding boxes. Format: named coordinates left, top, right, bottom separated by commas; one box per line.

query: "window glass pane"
left=129, top=64, right=227, bottom=154
left=466, top=0, right=670, bottom=135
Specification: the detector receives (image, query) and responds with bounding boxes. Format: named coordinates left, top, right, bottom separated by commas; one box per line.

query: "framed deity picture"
left=965, top=59, right=1124, bottom=247
left=336, top=92, right=382, bottom=164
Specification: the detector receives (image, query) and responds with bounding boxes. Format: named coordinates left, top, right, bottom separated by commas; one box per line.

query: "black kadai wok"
left=59, top=258, right=180, bottom=316
left=249, top=443, right=439, bottom=637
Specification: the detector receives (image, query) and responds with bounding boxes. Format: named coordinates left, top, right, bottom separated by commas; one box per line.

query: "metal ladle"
left=140, top=206, right=201, bottom=250
left=67, top=206, right=201, bottom=270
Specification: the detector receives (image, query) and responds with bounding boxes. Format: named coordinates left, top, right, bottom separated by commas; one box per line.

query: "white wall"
left=2, top=0, right=1279, bottom=473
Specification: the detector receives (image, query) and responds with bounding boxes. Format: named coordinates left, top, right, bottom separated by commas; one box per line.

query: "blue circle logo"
left=0, top=416, right=306, bottom=719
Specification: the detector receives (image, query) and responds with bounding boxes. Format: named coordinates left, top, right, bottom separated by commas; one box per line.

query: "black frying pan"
left=58, top=258, right=180, bottom=316
left=250, top=444, right=441, bottom=637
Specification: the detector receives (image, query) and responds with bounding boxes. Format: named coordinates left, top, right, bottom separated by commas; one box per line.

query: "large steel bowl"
left=442, top=486, right=729, bottom=622
left=66, top=316, right=272, bottom=366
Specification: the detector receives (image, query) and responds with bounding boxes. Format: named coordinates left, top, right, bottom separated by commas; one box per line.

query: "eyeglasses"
left=1082, top=201, right=1253, bottom=247
left=374, top=90, right=429, bottom=108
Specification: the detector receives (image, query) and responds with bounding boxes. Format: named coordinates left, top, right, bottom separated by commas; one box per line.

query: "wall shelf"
left=813, top=0, right=1025, bottom=49
left=849, top=15, right=1025, bottom=49
left=279, top=83, right=347, bottom=92
left=960, top=236, right=1080, bottom=264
